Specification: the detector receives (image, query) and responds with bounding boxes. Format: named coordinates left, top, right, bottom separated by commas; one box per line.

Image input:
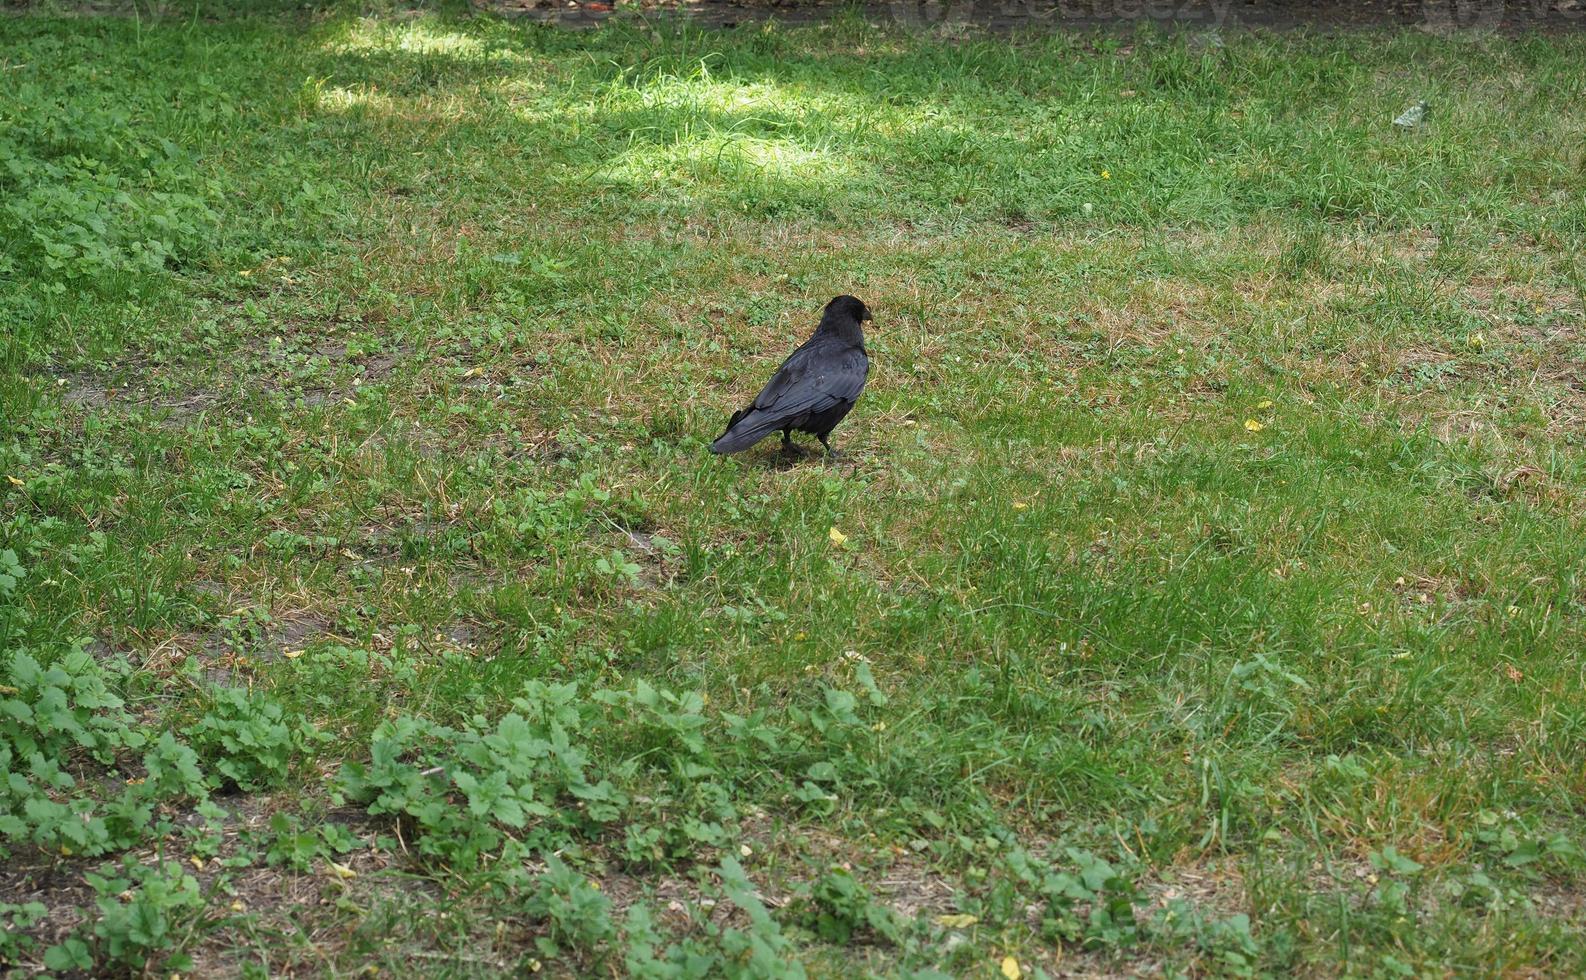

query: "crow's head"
left=823, top=294, right=873, bottom=325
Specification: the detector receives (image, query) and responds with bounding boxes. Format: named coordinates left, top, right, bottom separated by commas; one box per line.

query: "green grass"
left=3, top=3, right=1586, bottom=975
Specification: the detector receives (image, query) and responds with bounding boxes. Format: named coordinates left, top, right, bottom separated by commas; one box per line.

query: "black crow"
left=710, top=295, right=872, bottom=457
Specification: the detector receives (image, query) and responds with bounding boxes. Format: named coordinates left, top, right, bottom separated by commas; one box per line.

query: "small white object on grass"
left=1394, top=100, right=1429, bottom=128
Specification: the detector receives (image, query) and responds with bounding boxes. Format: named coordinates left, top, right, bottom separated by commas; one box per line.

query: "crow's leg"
left=781, top=428, right=799, bottom=454
left=817, top=432, right=838, bottom=458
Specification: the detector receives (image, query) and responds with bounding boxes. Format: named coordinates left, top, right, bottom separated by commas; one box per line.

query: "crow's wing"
left=750, top=340, right=868, bottom=420
left=709, top=340, right=868, bottom=454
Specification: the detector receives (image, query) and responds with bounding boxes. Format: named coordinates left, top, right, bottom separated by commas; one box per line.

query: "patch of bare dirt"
left=756, top=824, right=961, bottom=918
left=271, top=614, right=334, bottom=657
left=146, top=609, right=339, bottom=686
left=1390, top=572, right=1484, bottom=609
left=48, top=322, right=412, bottom=426
left=256, top=334, right=408, bottom=408
left=352, top=517, right=451, bottom=562
left=54, top=373, right=113, bottom=408
left=0, top=795, right=391, bottom=974
left=49, top=368, right=222, bottom=425
left=1531, top=881, right=1586, bottom=924
left=1141, top=856, right=1248, bottom=919
left=618, top=526, right=680, bottom=590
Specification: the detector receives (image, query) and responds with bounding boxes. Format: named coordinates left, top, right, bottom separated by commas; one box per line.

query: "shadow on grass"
left=245, top=11, right=1586, bottom=231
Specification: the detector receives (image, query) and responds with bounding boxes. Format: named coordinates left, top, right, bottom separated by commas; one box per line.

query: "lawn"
left=2, top=3, right=1585, bottom=975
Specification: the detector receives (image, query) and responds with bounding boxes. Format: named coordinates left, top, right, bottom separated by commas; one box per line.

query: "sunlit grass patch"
left=327, top=16, right=499, bottom=58
left=598, top=132, right=871, bottom=208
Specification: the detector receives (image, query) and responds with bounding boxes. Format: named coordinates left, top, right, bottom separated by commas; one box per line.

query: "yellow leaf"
left=828, top=526, right=847, bottom=547
left=1255, top=399, right=1274, bottom=410
left=230, top=901, right=245, bottom=912
left=190, top=855, right=205, bottom=870
left=1467, top=333, right=1485, bottom=350
left=1012, top=502, right=1028, bottom=511
left=327, top=861, right=357, bottom=880
left=283, top=649, right=304, bottom=660
left=5, top=476, right=22, bottom=487
left=1244, top=419, right=1265, bottom=432
left=1001, top=956, right=1022, bottom=980
left=934, top=913, right=979, bottom=928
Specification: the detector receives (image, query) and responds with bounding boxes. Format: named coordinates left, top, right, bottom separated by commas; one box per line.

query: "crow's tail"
left=710, top=408, right=780, bottom=454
